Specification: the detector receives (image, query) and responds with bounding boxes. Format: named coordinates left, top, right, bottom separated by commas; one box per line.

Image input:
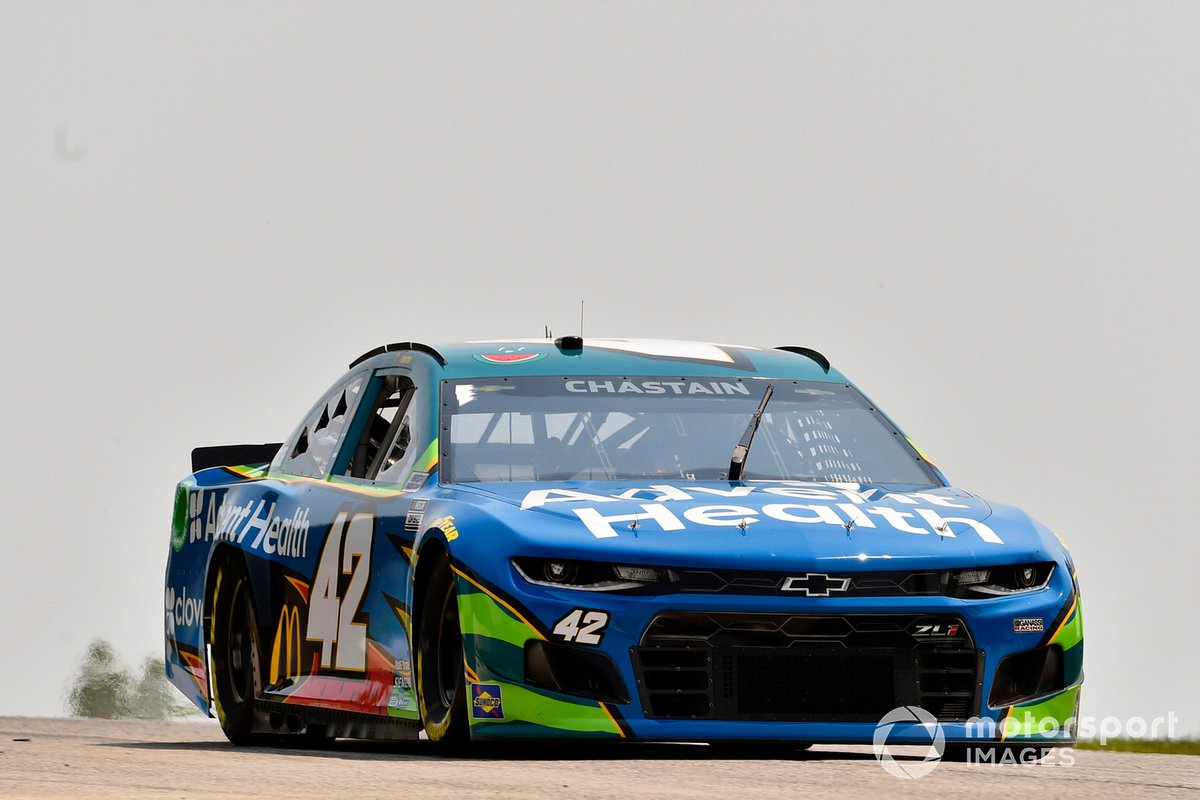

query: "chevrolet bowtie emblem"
left=781, top=573, right=851, bottom=597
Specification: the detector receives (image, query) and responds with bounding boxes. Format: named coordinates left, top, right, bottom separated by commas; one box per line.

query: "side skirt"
left=254, top=699, right=422, bottom=741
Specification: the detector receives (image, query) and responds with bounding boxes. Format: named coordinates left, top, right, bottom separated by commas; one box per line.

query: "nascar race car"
left=164, top=338, right=1082, bottom=749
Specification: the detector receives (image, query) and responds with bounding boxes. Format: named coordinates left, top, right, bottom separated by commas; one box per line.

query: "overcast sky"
left=1, top=2, right=1196, bottom=734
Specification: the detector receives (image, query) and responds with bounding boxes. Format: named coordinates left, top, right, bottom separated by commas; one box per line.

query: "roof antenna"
left=544, top=325, right=552, bottom=339
left=555, top=301, right=585, bottom=352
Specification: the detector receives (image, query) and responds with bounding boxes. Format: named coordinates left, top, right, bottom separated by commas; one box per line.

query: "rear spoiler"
left=191, top=443, right=282, bottom=473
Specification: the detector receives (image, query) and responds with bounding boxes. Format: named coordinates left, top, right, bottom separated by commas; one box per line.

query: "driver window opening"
left=345, top=375, right=416, bottom=482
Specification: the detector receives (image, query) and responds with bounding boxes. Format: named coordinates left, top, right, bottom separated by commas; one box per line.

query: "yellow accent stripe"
left=451, top=566, right=545, bottom=640
left=225, top=465, right=264, bottom=479
left=599, top=703, right=626, bottom=738
left=999, top=705, right=1014, bottom=742
left=464, top=662, right=480, bottom=684
left=223, top=466, right=424, bottom=498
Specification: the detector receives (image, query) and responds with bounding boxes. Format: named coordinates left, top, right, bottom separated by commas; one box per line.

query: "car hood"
left=441, top=480, right=1062, bottom=571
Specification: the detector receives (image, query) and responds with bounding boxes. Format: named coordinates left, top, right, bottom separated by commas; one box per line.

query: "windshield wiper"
left=727, top=383, right=774, bottom=482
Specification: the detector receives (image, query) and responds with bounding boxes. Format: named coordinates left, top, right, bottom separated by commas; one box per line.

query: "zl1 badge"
left=471, top=683, right=504, bottom=719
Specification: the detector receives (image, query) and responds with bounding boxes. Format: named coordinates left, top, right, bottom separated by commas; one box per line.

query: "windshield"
left=440, top=376, right=939, bottom=486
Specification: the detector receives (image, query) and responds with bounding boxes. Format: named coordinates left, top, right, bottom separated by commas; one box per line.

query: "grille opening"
left=634, top=613, right=981, bottom=722
left=644, top=670, right=710, bottom=691
left=853, top=621, right=903, bottom=633
left=648, top=693, right=711, bottom=718
left=920, top=651, right=977, bottom=670
left=639, top=648, right=708, bottom=669
left=779, top=617, right=853, bottom=638
left=928, top=698, right=970, bottom=719
left=919, top=671, right=974, bottom=694
left=725, top=618, right=784, bottom=633
left=736, top=649, right=896, bottom=717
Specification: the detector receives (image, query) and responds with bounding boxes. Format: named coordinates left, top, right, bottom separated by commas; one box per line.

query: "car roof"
left=353, top=338, right=846, bottom=382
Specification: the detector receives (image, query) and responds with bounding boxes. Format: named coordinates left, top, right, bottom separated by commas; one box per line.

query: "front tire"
left=416, top=557, right=469, bottom=746
left=210, top=562, right=262, bottom=746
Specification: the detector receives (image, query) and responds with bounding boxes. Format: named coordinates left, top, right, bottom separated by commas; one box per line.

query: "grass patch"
left=1075, top=738, right=1200, bottom=756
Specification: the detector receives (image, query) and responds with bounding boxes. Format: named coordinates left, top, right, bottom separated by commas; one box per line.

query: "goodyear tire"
left=210, top=561, right=262, bottom=746
left=416, top=557, right=469, bottom=747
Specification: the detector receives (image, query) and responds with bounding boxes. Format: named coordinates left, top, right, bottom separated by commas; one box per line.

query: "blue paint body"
left=163, top=339, right=1082, bottom=743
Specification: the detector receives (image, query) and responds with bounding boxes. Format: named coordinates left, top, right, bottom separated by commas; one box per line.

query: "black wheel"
left=210, top=561, right=262, bottom=746
left=416, top=557, right=468, bottom=747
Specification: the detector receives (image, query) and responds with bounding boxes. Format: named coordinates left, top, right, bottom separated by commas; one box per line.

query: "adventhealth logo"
left=520, top=484, right=1006, bottom=544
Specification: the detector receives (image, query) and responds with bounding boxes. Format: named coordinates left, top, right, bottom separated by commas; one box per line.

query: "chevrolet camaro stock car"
left=163, top=338, right=1083, bottom=750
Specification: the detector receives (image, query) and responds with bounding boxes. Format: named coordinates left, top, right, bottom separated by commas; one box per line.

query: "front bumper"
left=452, top=562, right=1083, bottom=743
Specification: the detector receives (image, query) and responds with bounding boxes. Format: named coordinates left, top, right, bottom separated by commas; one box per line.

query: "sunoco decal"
left=471, top=683, right=504, bottom=719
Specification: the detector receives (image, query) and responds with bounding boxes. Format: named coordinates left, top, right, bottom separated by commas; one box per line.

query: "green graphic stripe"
left=1051, top=599, right=1083, bottom=652
left=462, top=633, right=524, bottom=682
left=170, top=485, right=189, bottom=552
left=385, top=698, right=420, bottom=720
left=324, top=473, right=421, bottom=496
left=455, top=579, right=618, bottom=736
left=226, top=465, right=267, bottom=479
left=210, top=456, right=439, bottom=497
left=413, top=438, right=439, bottom=473
left=906, top=438, right=936, bottom=466
left=471, top=719, right=620, bottom=739
left=1003, top=685, right=1080, bottom=741
left=457, top=587, right=538, bottom=648
left=468, top=681, right=621, bottom=737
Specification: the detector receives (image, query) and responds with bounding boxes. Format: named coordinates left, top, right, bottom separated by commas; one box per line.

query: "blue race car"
left=164, top=338, right=1082, bottom=748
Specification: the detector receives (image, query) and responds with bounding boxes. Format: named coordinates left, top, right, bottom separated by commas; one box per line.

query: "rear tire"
left=416, top=557, right=469, bottom=747
left=210, top=561, right=262, bottom=746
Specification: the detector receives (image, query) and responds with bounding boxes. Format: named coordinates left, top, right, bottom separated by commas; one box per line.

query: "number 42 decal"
left=307, top=511, right=373, bottom=671
left=553, top=609, right=609, bottom=645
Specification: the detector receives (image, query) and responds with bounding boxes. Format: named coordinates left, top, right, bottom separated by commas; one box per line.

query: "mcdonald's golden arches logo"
left=271, top=605, right=303, bottom=685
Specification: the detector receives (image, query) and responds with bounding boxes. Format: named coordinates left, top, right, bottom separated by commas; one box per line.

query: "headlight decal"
left=945, top=563, right=1055, bottom=598
left=511, top=557, right=675, bottom=593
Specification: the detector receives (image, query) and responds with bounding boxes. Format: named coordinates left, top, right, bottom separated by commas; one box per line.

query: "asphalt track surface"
left=1, top=717, right=1196, bottom=799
